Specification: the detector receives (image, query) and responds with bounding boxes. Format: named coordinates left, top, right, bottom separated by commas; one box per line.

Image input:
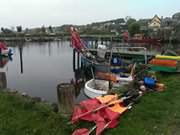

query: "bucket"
left=144, top=77, right=156, bottom=88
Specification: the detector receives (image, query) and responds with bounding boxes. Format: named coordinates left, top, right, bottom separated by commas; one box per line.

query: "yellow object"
left=155, top=55, right=180, bottom=60
left=96, top=94, right=118, bottom=104
left=96, top=95, right=128, bottom=113
left=108, top=103, right=128, bottom=113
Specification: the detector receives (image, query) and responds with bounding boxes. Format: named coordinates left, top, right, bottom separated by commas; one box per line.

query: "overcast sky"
left=0, top=0, right=180, bottom=28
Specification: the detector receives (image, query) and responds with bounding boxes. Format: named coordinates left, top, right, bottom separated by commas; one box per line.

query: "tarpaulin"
left=72, top=128, right=89, bottom=135
left=71, top=95, right=129, bottom=135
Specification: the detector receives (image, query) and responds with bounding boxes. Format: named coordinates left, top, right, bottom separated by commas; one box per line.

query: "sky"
left=0, top=0, right=180, bottom=28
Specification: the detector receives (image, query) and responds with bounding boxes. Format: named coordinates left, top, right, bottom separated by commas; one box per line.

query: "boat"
left=149, top=58, right=177, bottom=67
left=123, top=32, right=161, bottom=45
left=155, top=55, right=180, bottom=60
left=0, top=42, right=13, bottom=56
left=149, top=65, right=177, bottom=72
left=84, top=79, right=109, bottom=98
left=149, top=55, right=180, bottom=72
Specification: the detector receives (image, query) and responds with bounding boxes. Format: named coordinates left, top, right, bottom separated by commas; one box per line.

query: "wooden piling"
left=73, top=49, right=76, bottom=72
left=57, top=83, right=76, bottom=115
left=77, top=52, right=80, bottom=69
left=19, top=47, right=23, bottom=74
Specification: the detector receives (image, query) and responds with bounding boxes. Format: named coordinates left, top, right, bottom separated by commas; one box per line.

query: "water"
left=0, top=41, right=179, bottom=104
left=1, top=41, right=80, bottom=103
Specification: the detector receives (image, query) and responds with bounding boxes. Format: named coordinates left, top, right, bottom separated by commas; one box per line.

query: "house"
left=148, top=15, right=161, bottom=29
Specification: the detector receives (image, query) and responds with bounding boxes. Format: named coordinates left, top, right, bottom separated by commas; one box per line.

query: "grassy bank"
left=107, top=74, right=180, bottom=135
left=0, top=92, right=73, bottom=135
left=0, top=74, right=180, bottom=135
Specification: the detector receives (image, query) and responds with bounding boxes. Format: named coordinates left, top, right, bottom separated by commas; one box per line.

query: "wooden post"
left=19, top=47, right=23, bottom=74
left=77, top=52, right=80, bottom=69
left=73, top=49, right=76, bottom=72
left=57, top=83, right=75, bottom=115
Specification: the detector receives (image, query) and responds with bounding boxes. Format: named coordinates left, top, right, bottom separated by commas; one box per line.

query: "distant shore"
left=1, top=33, right=180, bottom=43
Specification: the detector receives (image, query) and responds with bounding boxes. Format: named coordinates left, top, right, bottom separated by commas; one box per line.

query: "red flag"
left=79, top=98, right=101, bottom=111
left=70, top=27, right=85, bottom=51
left=71, top=96, right=129, bottom=135
left=72, top=128, right=90, bottom=135
left=71, top=99, right=101, bottom=123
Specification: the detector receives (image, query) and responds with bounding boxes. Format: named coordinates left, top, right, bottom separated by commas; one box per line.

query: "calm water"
left=0, top=41, right=179, bottom=104
left=1, top=41, right=80, bottom=103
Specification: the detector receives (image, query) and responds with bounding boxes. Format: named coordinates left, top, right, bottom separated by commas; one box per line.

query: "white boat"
left=84, top=79, right=109, bottom=98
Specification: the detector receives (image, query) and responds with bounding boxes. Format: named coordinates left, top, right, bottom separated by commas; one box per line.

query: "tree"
left=128, top=22, right=140, bottom=36
left=16, top=26, right=22, bottom=32
left=48, top=25, right=53, bottom=33
left=126, top=18, right=136, bottom=26
left=1, top=27, right=13, bottom=34
left=41, top=25, right=46, bottom=33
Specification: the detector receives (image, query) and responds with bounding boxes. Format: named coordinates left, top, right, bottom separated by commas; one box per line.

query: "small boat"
left=123, top=32, right=161, bottom=45
left=84, top=79, right=109, bottom=98
left=0, top=42, right=13, bottom=56
left=155, top=55, right=180, bottom=60
left=149, top=58, right=177, bottom=67
left=149, top=55, right=180, bottom=72
left=149, top=65, right=177, bottom=72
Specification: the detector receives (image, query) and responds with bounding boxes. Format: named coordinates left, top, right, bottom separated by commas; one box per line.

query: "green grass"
left=0, top=92, right=74, bottom=135
left=0, top=74, right=180, bottom=135
left=106, top=74, right=180, bottom=135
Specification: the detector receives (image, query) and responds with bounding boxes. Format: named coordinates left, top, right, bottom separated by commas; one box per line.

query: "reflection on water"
left=0, top=57, right=8, bottom=89
left=0, top=72, right=7, bottom=89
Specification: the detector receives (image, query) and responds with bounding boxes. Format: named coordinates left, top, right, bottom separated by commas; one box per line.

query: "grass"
left=0, top=74, right=180, bottom=135
left=0, top=92, right=74, bottom=135
left=106, top=73, right=180, bottom=135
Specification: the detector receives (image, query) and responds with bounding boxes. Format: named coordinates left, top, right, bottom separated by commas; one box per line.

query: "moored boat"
left=149, top=65, right=177, bottom=72
left=155, top=55, right=180, bottom=60
left=123, top=32, right=161, bottom=45
left=149, top=58, right=177, bottom=67
left=0, top=42, right=13, bottom=56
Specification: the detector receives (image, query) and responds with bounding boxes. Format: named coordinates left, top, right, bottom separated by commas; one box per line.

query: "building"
left=148, top=15, right=161, bottom=29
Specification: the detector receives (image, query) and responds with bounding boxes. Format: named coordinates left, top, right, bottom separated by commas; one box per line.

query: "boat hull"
left=150, top=65, right=177, bottom=72
left=155, top=55, right=180, bottom=60
left=149, top=58, right=177, bottom=67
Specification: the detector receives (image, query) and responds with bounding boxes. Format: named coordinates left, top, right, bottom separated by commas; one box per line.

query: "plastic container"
left=144, top=77, right=156, bottom=88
